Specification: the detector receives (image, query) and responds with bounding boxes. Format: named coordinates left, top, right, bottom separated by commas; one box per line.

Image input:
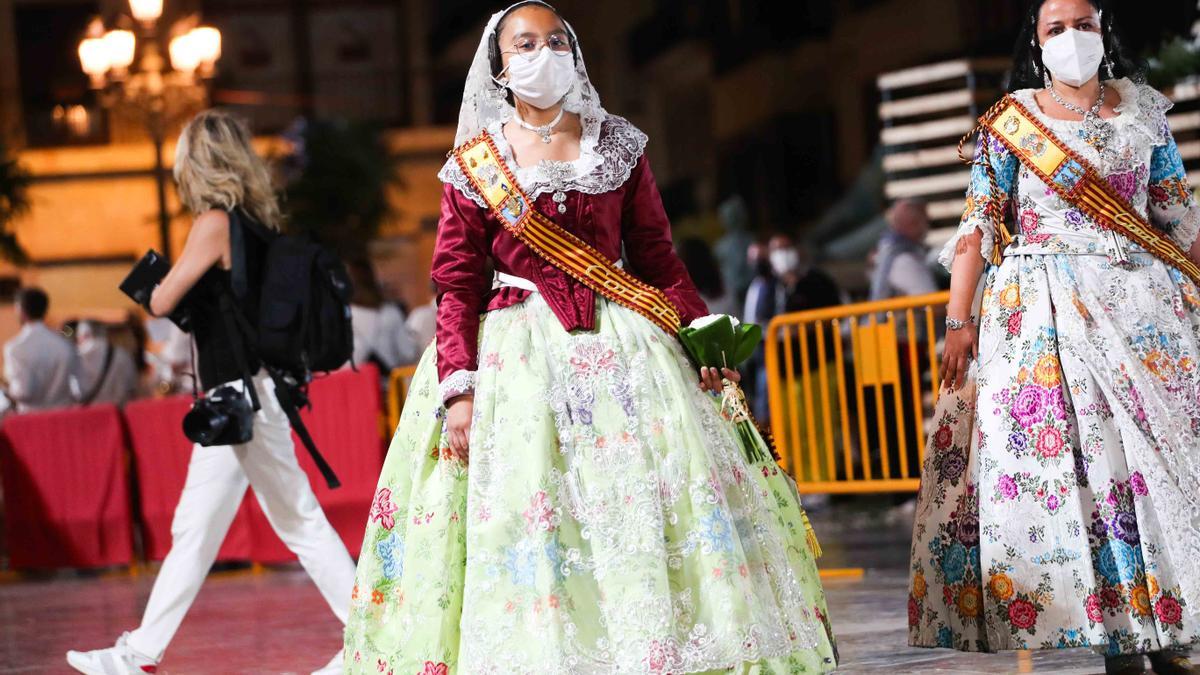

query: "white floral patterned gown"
left=908, top=78, right=1200, bottom=655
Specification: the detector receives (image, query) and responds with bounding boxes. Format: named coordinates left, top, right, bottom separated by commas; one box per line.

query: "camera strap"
left=218, top=292, right=261, bottom=412
left=80, top=343, right=116, bottom=406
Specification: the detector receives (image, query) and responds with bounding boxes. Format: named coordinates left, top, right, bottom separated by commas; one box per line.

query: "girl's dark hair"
left=1009, top=0, right=1144, bottom=92
left=488, top=1, right=578, bottom=106
left=677, top=238, right=726, bottom=299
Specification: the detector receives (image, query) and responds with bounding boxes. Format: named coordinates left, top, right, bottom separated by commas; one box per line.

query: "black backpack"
left=227, top=209, right=354, bottom=489
left=231, top=210, right=354, bottom=377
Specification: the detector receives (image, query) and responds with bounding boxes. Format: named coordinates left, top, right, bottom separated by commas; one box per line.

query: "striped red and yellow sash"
left=977, top=95, right=1200, bottom=285
left=453, top=130, right=682, bottom=334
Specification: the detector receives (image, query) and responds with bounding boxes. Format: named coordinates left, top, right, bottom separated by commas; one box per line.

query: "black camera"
left=182, top=384, right=256, bottom=446
left=119, top=250, right=193, bottom=332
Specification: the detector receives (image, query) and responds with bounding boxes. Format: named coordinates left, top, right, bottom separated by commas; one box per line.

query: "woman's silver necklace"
left=513, top=107, right=564, bottom=144
left=1047, top=82, right=1113, bottom=154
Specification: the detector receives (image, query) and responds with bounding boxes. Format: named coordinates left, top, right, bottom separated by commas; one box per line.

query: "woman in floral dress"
left=908, top=1, right=1200, bottom=673
left=343, top=3, right=836, bottom=673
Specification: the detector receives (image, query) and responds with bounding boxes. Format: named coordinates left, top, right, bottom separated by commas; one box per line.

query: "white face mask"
left=769, top=248, right=800, bottom=278
left=498, top=46, right=575, bottom=110
left=1041, top=28, right=1105, bottom=87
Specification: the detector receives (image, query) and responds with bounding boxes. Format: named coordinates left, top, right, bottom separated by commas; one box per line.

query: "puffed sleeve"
left=432, top=182, right=492, bottom=403
left=620, top=153, right=709, bottom=325
left=1148, top=132, right=1200, bottom=251
left=938, top=132, right=1019, bottom=271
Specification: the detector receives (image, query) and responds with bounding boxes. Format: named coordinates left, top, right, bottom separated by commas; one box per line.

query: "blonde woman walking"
left=66, top=110, right=352, bottom=675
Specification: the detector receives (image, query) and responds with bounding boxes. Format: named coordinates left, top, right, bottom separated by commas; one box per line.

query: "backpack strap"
left=227, top=207, right=276, bottom=300
left=265, top=367, right=342, bottom=490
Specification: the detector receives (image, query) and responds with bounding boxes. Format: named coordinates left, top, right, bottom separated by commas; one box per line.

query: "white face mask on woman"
left=498, top=46, right=575, bottom=110
left=1041, top=28, right=1105, bottom=87
left=769, top=248, right=801, bottom=278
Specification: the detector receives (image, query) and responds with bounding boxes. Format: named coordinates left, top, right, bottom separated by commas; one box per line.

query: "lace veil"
left=445, top=1, right=606, bottom=148
left=437, top=2, right=648, bottom=206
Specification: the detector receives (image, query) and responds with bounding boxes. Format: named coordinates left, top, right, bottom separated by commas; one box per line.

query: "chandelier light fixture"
left=78, top=0, right=222, bottom=260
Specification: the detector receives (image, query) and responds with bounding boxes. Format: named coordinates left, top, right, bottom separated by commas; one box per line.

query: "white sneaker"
left=66, top=633, right=158, bottom=674
left=311, top=649, right=343, bottom=675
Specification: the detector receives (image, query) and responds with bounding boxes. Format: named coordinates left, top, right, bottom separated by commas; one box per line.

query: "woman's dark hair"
left=488, top=1, right=578, bottom=106
left=677, top=238, right=726, bottom=299
left=1009, top=0, right=1144, bottom=92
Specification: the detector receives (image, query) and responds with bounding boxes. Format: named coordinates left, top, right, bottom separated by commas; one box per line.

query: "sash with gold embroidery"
left=960, top=95, right=1200, bottom=285
left=453, top=130, right=682, bottom=334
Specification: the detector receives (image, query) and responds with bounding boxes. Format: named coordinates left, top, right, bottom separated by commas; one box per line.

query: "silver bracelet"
left=945, top=316, right=975, bottom=331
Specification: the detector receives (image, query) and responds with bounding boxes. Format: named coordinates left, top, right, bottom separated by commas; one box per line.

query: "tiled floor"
left=0, top=502, right=1117, bottom=674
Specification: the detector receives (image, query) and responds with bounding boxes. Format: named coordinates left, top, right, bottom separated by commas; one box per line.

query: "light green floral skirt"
left=344, top=295, right=837, bottom=674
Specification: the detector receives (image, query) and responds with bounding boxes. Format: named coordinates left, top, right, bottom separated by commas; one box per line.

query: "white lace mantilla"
left=438, top=114, right=649, bottom=209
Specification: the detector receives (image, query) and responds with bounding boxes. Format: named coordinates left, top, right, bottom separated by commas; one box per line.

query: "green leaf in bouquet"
left=677, top=327, right=705, bottom=367
left=689, top=316, right=739, bottom=367
left=731, top=322, right=762, bottom=367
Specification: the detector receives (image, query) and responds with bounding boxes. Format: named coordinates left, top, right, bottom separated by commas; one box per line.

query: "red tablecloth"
left=123, top=396, right=253, bottom=562
left=250, top=365, right=386, bottom=563
left=0, top=405, right=133, bottom=569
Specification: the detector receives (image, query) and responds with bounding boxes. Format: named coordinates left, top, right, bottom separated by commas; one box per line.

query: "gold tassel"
left=992, top=217, right=1014, bottom=266
left=802, top=510, right=823, bottom=559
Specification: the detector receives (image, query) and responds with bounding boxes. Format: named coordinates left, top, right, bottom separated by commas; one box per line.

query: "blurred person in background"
left=742, top=239, right=775, bottom=419
left=768, top=234, right=842, bottom=316
left=2, top=287, right=78, bottom=413
left=714, top=194, right=756, bottom=300
left=404, top=280, right=438, bottom=349
left=144, top=317, right=195, bottom=394
left=761, top=234, right=843, bottom=486
left=73, top=320, right=138, bottom=406
left=868, top=198, right=937, bottom=303
left=866, top=199, right=937, bottom=483
left=347, top=260, right=421, bottom=371
left=677, top=236, right=739, bottom=317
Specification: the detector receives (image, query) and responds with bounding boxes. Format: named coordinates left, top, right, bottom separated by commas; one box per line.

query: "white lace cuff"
left=938, top=221, right=994, bottom=272
left=439, top=369, right=477, bottom=403
left=437, top=160, right=488, bottom=209
left=1172, top=206, right=1200, bottom=252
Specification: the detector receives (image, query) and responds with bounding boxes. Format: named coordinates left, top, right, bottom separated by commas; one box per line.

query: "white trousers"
left=127, top=373, right=355, bottom=661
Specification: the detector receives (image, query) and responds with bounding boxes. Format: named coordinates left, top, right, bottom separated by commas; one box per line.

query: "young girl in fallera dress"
left=341, top=2, right=837, bottom=673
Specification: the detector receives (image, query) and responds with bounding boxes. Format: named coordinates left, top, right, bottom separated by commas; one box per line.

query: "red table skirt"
left=124, top=396, right=253, bottom=562
left=0, top=366, right=386, bottom=569
left=250, top=364, right=386, bottom=563
left=0, top=405, right=133, bottom=569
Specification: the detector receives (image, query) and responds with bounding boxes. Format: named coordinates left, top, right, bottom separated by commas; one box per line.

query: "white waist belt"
left=494, top=259, right=624, bottom=294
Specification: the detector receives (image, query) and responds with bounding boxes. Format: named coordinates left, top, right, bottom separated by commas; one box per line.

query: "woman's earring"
left=1103, top=54, right=1115, bottom=79
left=1044, top=70, right=1053, bottom=89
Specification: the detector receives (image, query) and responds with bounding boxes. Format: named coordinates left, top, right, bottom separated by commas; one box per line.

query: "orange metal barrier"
left=764, top=291, right=951, bottom=494
left=386, top=365, right=420, bottom=432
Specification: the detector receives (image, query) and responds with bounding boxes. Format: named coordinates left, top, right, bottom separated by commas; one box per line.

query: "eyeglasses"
left=503, top=33, right=572, bottom=59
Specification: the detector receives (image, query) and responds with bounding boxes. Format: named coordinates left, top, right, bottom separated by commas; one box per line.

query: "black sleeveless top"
left=190, top=210, right=269, bottom=391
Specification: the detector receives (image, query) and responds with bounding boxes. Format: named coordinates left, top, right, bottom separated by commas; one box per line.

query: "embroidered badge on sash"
left=976, top=95, right=1200, bottom=286
left=452, top=130, right=683, bottom=334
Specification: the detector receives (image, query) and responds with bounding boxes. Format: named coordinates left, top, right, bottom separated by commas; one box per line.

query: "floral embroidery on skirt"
left=345, top=295, right=837, bottom=674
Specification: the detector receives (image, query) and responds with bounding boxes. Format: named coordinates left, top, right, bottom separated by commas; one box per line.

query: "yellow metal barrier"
left=386, top=365, right=420, bottom=433
left=765, top=291, right=951, bottom=494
